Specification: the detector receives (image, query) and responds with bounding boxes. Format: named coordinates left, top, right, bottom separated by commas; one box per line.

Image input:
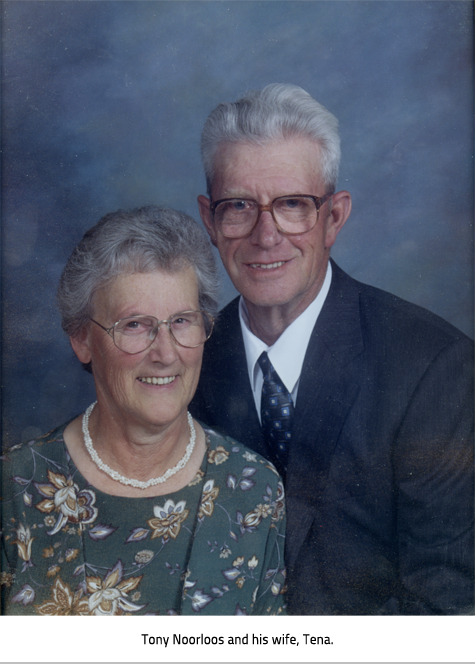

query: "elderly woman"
left=1, top=206, right=286, bottom=616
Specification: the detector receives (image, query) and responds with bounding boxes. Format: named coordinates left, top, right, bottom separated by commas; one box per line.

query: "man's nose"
left=250, top=207, right=282, bottom=247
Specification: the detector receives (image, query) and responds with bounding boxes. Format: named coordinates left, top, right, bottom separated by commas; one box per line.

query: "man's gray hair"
left=57, top=205, right=219, bottom=337
left=201, top=83, right=341, bottom=196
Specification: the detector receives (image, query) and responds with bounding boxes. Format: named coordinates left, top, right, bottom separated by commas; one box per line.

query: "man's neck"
left=244, top=303, right=296, bottom=346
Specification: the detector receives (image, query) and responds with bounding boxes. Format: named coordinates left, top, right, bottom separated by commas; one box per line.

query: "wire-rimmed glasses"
left=210, top=193, right=334, bottom=238
left=91, top=310, right=214, bottom=354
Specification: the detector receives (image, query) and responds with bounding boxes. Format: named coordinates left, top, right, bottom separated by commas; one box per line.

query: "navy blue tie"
left=258, top=351, right=294, bottom=474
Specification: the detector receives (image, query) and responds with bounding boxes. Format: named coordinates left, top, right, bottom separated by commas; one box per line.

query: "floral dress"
left=0, top=421, right=286, bottom=615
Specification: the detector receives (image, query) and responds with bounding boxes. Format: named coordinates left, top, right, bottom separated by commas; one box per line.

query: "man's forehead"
left=211, top=137, right=324, bottom=197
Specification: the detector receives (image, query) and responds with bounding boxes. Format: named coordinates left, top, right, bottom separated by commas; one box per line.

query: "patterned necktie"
left=258, top=351, right=294, bottom=474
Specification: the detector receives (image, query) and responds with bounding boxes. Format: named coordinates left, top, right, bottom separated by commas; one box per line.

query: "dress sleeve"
left=188, top=429, right=288, bottom=615
left=251, top=480, right=287, bottom=615
left=1, top=445, right=25, bottom=614
left=0, top=534, right=16, bottom=614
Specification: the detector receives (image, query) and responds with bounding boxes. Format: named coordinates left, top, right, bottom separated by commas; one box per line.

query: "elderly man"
left=190, top=84, right=474, bottom=615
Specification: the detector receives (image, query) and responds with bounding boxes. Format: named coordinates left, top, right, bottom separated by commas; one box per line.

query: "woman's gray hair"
left=201, top=83, right=341, bottom=196
left=57, top=205, right=220, bottom=338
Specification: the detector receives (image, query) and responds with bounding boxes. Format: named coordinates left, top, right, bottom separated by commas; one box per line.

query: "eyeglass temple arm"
left=90, top=318, right=114, bottom=337
left=318, top=192, right=334, bottom=207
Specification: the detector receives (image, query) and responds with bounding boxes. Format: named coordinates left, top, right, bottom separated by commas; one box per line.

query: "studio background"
left=1, top=0, right=473, bottom=447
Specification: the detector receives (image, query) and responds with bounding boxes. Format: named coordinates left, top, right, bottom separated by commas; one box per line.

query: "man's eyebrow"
left=219, top=190, right=253, bottom=199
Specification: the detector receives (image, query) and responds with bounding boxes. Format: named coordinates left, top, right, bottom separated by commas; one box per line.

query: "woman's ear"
left=70, top=326, right=92, bottom=365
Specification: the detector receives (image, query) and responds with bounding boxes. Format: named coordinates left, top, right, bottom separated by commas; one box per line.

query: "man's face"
left=198, top=137, right=349, bottom=319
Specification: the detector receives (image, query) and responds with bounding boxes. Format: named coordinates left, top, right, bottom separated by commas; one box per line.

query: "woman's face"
left=71, top=267, right=204, bottom=434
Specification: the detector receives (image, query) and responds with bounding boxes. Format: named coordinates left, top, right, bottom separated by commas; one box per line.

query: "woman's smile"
left=137, top=375, right=177, bottom=386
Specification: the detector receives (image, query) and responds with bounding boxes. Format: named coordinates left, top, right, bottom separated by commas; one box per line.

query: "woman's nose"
left=148, top=324, right=179, bottom=363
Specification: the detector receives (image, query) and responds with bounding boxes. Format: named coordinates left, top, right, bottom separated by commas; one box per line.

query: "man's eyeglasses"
left=90, top=311, right=214, bottom=354
left=210, top=193, right=334, bottom=239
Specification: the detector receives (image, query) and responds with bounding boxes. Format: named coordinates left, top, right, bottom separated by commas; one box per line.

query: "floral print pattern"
left=147, top=499, right=189, bottom=541
left=197, top=479, right=219, bottom=520
left=35, top=576, right=89, bottom=615
left=11, top=523, right=35, bottom=571
left=86, top=560, right=144, bottom=615
left=34, top=470, right=98, bottom=535
left=1, top=424, right=286, bottom=615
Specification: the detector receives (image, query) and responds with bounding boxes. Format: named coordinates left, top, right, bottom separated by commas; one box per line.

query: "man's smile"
left=248, top=261, right=287, bottom=270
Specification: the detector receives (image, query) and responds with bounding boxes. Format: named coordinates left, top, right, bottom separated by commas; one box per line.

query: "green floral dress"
left=0, top=422, right=286, bottom=615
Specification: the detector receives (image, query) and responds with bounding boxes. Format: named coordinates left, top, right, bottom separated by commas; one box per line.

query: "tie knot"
left=257, top=351, right=272, bottom=376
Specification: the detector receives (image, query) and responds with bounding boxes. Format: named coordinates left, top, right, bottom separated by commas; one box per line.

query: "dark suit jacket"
left=190, top=261, right=474, bottom=614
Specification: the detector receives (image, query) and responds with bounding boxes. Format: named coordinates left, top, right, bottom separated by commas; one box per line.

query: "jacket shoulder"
left=330, top=261, right=473, bottom=353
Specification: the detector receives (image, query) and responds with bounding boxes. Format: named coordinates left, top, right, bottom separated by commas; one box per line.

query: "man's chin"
left=240, top=290, right=295, bottom=310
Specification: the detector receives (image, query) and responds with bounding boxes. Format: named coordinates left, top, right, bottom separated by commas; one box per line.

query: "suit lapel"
left=285, top=261, right=365, bottom=566
left=201, top=298, right=272, bottom=460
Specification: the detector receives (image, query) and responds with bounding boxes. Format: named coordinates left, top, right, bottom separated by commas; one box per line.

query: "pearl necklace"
left=81, top=401, right=196, bottom=490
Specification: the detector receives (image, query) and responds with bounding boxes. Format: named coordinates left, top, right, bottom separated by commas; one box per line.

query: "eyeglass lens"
left=214, top=196, right=318, bottom=237
left=113, top=312, right=211, bottom=353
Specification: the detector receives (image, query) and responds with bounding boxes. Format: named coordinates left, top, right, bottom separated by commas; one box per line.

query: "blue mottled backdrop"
left=1, top=0, right=473, bottom=446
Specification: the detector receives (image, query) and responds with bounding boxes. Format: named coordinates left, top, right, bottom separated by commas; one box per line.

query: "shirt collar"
left=239, top=262, right=332, bottom=395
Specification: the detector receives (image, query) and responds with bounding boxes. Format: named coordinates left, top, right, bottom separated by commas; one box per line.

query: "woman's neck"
left=63, top=406, right=206, bottom=498
left=90, top=401, right=190, bottom=474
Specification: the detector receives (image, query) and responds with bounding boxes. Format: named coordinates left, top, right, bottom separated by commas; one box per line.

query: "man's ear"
left=197, top=195, right=218, bottom=247
left=70, top=326, right=92, bottom=365
left=324, top=190, right=352, bottom=249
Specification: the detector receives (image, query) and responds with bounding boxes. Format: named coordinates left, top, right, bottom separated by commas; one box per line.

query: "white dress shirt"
left=239, top=263, right=332, bottom=421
